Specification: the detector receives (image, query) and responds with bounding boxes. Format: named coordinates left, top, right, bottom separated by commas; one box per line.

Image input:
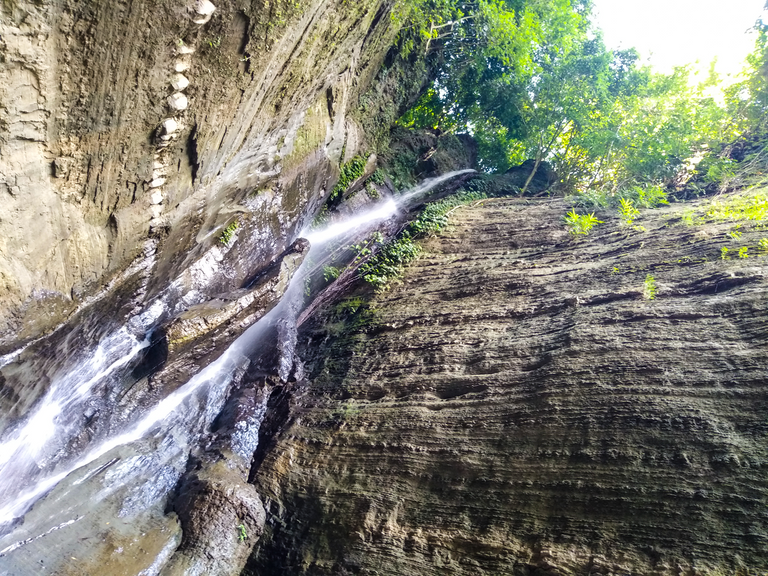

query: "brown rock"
left=163, top=456, right=266, bottom=576
left=247, top=197, right=768, bottom=575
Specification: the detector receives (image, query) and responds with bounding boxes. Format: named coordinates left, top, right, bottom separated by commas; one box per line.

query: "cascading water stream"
left=0, top=169, right=473, bottom=549
left=0, top=329, right=151, bottom=523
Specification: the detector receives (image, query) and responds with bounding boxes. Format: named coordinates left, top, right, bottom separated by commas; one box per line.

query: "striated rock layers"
left=248, top=197, right=768, bottom=575
left=0, top=0, right=415, bottom=352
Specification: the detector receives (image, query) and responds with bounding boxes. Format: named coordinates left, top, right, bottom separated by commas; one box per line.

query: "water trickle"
left=303, top=170, right=474, bottom=247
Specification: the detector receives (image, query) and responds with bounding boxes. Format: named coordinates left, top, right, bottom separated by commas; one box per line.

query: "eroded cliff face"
left=248, top=196, right=768, bottom=575
left=0, top=0, right=410, bottom=351
left=0, top=2, right=437, bottom=573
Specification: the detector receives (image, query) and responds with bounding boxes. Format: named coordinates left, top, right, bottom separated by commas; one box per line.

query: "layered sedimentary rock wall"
left=248, top=197, right=768, bottom=575
left=4, top=2, right=768, bottom=574
left=0, top=0, right=411, bottom=350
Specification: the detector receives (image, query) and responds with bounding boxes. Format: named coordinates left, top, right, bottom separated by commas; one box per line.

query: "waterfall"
left=0, top=169, right=474, bottom=549
left=0, top=329, right=150, bottom=524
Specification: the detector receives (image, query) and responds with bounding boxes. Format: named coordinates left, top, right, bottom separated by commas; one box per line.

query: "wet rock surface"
left=163, top=455, right=266, bottom=576
left=161, top=238, right=310, bottom=356
left=247, top=197, right=768, bottom=575
left=0, top=239, right=308, bottom=575
left=0, top=0, right=402, bottom=350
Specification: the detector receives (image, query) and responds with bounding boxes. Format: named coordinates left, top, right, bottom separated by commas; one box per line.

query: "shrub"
left=219, top=221, right=239, bottom=245
left=643, top=274, right=657, bottom=300
left=330, top=156, right=367, bottom=202
left=702, top=156, right=737, bottom=186
left=564, top=210, right=602, bottom=235
left=619, top=197, right=640, bottom=227
left=370, top=169, right=386, bottom=185
left=323, top=266, right=341, bottom=282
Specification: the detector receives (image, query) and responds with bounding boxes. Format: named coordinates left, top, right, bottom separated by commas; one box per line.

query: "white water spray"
left=303, top=169, right=474, bottom=247
left=0, top=329, right=151, bottom=522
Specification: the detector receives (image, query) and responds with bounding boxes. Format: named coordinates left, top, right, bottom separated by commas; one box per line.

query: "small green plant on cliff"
left=365, top=182, right=381, bottom=200
left=219, top=221, right=239, bottom=245
left=564, top=210, right=602, bottom=235
left=760, top=238, right=768, bottom=252
left=370, top=169, right=386, bottom=185
left=206, top=36, right=221, bottom=49
left=349, top=232, right=385, bottom=264
left=332, top=401, right=361, bottom=422
left=619, top=197, right=641, bottom=227
left=330, top=156, right=367, bottom=202
left=643, top=274, right=657, bottom=300
left=410, top=189, right=488, bottom=237
left=323, top=265, right=341, bottom=282
left=739, top=246, right=749, bottom=259
left=359, top=233, right=421, bottom=290
left=721, top=246, right=730, bottom=260
left=237, top=523, right=247, bottom=543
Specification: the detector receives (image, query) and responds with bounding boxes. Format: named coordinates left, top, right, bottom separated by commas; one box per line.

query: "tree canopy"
left=393, top=0, right=768, bottom=195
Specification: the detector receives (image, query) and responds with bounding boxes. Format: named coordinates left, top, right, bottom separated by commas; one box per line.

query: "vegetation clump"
left=618, top=198, right=640, bottom=227
left=237, top=523, right=247, bottom=543
left=359, top=189, right=488, bottom=290
left=643, top=274, right=657, bottom=300
left=564, top=210, right=602, bottom=236
left=219, top=221, right=239, bottom=246
left=684, top=189, right=768, bottom=225
left=330, top=156, right=368, bottom=202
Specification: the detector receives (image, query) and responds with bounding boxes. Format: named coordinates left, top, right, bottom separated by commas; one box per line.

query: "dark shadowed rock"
left=506, top=159, right=558, bottom=192
left=162, top=455, right=266, bottom=576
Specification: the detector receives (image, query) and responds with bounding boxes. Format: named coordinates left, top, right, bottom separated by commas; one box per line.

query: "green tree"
left=399, top=0, right=593, bottom=173
left=395, top=0, right=761, bottom=195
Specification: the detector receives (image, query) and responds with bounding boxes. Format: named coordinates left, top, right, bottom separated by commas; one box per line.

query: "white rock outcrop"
left=168, top=93, right=189, bottom=112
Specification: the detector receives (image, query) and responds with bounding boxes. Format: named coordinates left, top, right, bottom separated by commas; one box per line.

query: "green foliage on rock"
left=323, top=265, right=341, bottom=282
left=359, top=233, right=422, bottom=290
left=619, top=198, right=640, bottom=227
left=237, top=523, right=247, bottom=543
left=330, top=156, right=367, bottom=202
left=360, top=189, right=489, bottom=290
left=564, top=210, right=601, bottom=235
left=643, top=274, right=657, bottom=300
left=219, top=221, right=239, bottom=245
left=683, top=188, right=768, bottom=225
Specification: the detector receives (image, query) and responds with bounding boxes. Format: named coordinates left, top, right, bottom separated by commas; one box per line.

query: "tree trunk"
left=521, top=154, right=543, bottom=195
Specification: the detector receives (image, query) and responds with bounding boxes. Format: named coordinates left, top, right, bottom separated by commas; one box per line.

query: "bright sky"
left=591, top=0, right=767, bottom=81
